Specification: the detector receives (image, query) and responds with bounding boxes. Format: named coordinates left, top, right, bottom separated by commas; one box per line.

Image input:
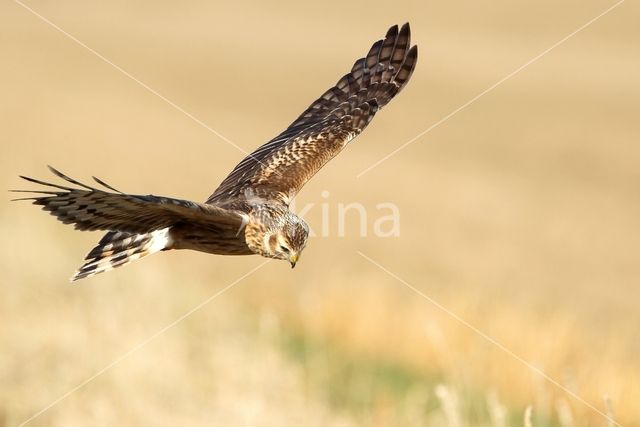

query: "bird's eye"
left=281, top=246, right=290, bottom=254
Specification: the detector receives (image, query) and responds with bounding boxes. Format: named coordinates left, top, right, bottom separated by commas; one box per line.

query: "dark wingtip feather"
left=365, top=39, right=384, bottom=68
left=406, top=44, right=418, bottom=66
left=48, top=165, right=96, bottom=190
left=399, top=22, right=411, bottom=37
left=10, top=196, right=39, bottom=202
left=18, top=174, right=74, bottom=191
left=92, top=176, right=123, bottom=193
left=385, top=24, right=399, bottom=39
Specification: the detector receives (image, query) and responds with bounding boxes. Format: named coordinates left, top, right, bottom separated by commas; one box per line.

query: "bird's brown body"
left=15, top=23, right=418, bottom=280
left=169, top=220, right=253, bottom=256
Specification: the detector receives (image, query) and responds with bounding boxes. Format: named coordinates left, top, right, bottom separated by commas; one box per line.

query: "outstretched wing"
left=208, top=23, right=417, bottom=205
left=14, top=166, right=246, bottom=235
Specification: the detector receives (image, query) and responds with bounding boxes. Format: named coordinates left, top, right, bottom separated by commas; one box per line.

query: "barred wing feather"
left=208, top=23, right=417, bottom=205
left=14, top=166, right=245, bottom=235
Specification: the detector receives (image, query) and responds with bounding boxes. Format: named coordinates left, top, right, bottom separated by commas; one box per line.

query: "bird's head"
left=260, top=211, right=309, bottom=268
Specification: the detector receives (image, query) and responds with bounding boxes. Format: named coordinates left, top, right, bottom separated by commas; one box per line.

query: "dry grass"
left=2, top=0, right=639, bottom=425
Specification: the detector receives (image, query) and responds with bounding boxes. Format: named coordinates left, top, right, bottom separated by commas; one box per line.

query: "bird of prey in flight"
left=15, top=23, right=418, bottom=281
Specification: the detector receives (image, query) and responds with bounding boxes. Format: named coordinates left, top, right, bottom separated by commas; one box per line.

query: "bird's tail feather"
left=72, top=228, right=171, bottom=281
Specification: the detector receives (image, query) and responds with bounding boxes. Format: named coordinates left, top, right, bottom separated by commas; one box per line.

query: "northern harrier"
left=15, top=23, right=418, bottom=281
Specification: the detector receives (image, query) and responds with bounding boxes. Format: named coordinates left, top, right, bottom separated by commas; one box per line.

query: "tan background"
left=1, top=0, right=639, bottom=425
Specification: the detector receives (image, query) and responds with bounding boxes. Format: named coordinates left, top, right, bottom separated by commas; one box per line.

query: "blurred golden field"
left=2, top=1, right=639, bottom=425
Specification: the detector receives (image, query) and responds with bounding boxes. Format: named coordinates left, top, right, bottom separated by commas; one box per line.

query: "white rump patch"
left=149, top=227, right=172, bottom=253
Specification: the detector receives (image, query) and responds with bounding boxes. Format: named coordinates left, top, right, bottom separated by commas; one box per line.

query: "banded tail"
left=72, top=228, right=172, bottom=281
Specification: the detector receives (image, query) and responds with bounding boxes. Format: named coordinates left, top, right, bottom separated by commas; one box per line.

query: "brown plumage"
left=14, top=23, right=418, bottom=281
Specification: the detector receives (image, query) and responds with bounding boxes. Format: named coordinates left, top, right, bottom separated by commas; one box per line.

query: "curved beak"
left=289, top=253, right=299, bottom=269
